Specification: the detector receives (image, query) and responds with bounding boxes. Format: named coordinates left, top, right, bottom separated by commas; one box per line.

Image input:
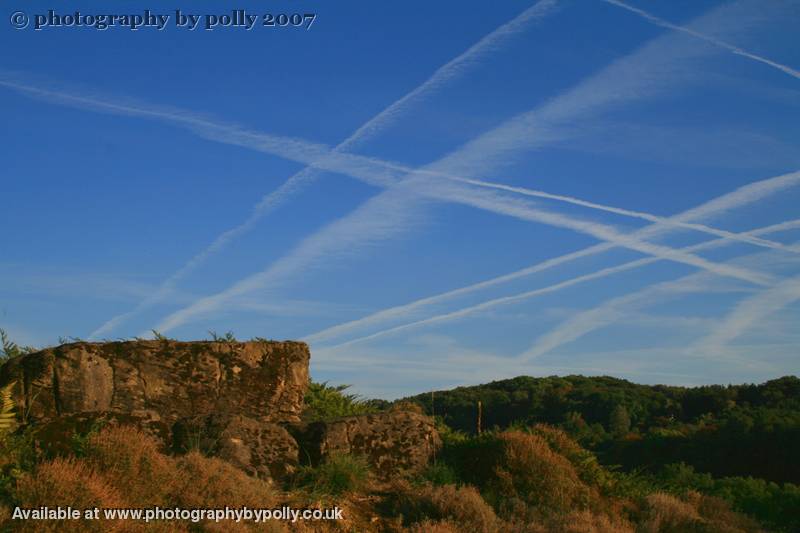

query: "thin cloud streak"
left=603, top=0, right=800, bottom=81
left=694, top=274, right=800, bottom=357
left=306, top=173, right=800, bottom=344
left=5, top=77, right=785, bottom=264
left=519, top=237, right=800, bottom=362
left=315, top=219, right=799, bottom=350
left=149, top=0, right=787, bottom=334
left=153, top=180, right=778, bottom=336
left=5, top=73, right=779, bottom=335
left=84, top=0, right=561, bottom=338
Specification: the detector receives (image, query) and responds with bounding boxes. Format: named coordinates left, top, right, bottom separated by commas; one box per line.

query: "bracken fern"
left=0, top=381, right=17, bottom=435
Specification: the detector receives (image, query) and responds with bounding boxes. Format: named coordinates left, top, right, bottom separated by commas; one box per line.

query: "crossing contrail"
left=694, top=273, right=800, bottom=357
left=603, top=0, right=800, bottom=80
left=4, top=73, right=779, bottom=336
left=148, top=0, right=788, bottom=334
left=306, top=172, right=800, bottom=344
left=312, top=218, right=800, bottom=349
left=79, top=0, right=561, bottom=338
left=519, top=235, right=800, bottom=362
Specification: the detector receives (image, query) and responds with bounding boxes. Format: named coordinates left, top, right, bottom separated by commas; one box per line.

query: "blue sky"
left=1, top=0, right=799, bottom=398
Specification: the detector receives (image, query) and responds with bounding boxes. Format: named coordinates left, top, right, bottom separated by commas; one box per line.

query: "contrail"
left=6, top=72, right=779, bottom=336
left=519, top=235, right=800, bottom=362
left=148, top=0, right=788, bottom=334
left=306, top=171, right=800, bottom=344
left=80, top=0, right=561, bottom=338
left=314, top=219, right=800, bottom=349
left=693, top=273, right=800, bottom=357
left=449, top=175, right=795, bottom=252
left=603, top=0, right=800, bottom=81
left=151, top=176, right=776, bottom=335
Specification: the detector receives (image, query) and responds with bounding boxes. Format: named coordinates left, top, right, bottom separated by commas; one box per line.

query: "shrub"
left=11, top=457, right=125, bottom=532
left=83, top=426, right=176, bottom=507
left=542, top=509, right=634, bottom=533
left=302, top=381, right=378, bottom=422
left=635, top=491, right=762, bottom=533
left=637, top=492, right=704, bottom=533
left=174, top=451, right=275, bottom=509
left=530, top=425, right=615, bottom=493
left=419, top=462, right=460, bottom=486
left=390, top=401, right=424, bottom=414
left=688, top=491, right=763, bottom=533
left=173, top=452, right=283, bottom=532
left=391, top=482, right=498, bottom=533
left=0, top=329, right=35, bottom=362
left=294, top=453, right=370, bottom=496
left=486, top=431, right=596, bottom=514
left=406, top=519, right=462, bottom=533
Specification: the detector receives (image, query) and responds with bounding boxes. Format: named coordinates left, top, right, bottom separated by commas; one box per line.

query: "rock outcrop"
left=172, top=413, right=299, bottom=481
left=293, top=409, right=442, bottom=478
left=0, top=340, right=309, bottom=427
left=0, top=339, right=440, bottom=482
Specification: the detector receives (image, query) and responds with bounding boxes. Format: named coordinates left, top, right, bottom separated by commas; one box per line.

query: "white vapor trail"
left=306, top=172, right=800, bottom=344
left=519, top=236, right=800, bottom=362
left=603, top=0, right=800, bottom=81
left=313, top=218, right=800, bottom=349
left=151, top=165, right=787, bottom=335
left=5, top=74, right=781, bottom=335
left=77, top=0, right=561, bottom=338
left=149, top=0, right=789, bottom=334
left=694, top=273, right=800, bottom=357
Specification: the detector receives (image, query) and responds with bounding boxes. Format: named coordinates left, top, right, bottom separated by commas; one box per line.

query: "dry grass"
left=688, top=491, right=764, bottom=533
left=389, top=481, right=498, bottom=533
left=544, top=509, right=634, bottom=533
left=0, top=423, right=768, bottom=533
left=13, top=457, right=127, bottom=532
left=636, top=491, right=763, bottom=533
left=405, top=519, right=462, bottom=533
left=490, top=431, right=597, bottom=513
left=83, top=425, right=177, bottom=508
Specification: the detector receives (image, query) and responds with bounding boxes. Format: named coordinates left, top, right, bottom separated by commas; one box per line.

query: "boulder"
left=294, top=409, right=441, bottom=478
left=0, top=340, right=309, bottom=427
left=28, top=411, right=172, bottom=458
left=172, top=413, right=299, bottom=481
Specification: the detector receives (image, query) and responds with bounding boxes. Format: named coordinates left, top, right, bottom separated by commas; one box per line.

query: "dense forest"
left=400, top=375, right=800, bottom=531
left=404, top=375, right=800, bottom=482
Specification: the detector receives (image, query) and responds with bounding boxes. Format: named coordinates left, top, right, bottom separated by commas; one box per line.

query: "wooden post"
left=431, top=390, right=437, bottom=464
left=477, top=400, right=482, bottom=435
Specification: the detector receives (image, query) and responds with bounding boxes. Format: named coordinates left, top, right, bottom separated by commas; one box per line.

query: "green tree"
left=609, top=405, right=631, bottom=437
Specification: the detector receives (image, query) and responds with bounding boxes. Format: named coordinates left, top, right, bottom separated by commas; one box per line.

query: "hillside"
left=0, top=335, right=797, bottom=531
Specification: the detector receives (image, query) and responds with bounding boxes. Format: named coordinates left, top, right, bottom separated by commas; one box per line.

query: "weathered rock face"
left=172, top=413, right=299, bottom=481
left=294, top=409, right=442, bottom=478
left=0, top=340, right=309, bottom=427
left=0, top=339, right=442, bottom=482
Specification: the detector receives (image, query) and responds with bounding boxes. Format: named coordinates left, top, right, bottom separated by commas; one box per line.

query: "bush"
left=83, top=426, right=176, bottom=507
left=294, top=453, right=370, bottom=496
left=11, top=457, right=126, bottom=532
left=419, top=462, right=460, bottom=486
left=173, top=452, right=282, bottom=532
left=174, top=451, right=275, bottom=508
left=406, top=519, right=462, bottom=533
left=302, top=381, right=378, bottom=422
left=540, top=509, right=634, bottom=533
left=530, top=425, right=615, bottom=493
left=390, top=482, right=498, bottom=533
left=636, top=491, right=761, bottom=533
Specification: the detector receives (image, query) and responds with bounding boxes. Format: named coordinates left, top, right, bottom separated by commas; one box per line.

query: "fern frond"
left=0, top=381, right=18, bottom=433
